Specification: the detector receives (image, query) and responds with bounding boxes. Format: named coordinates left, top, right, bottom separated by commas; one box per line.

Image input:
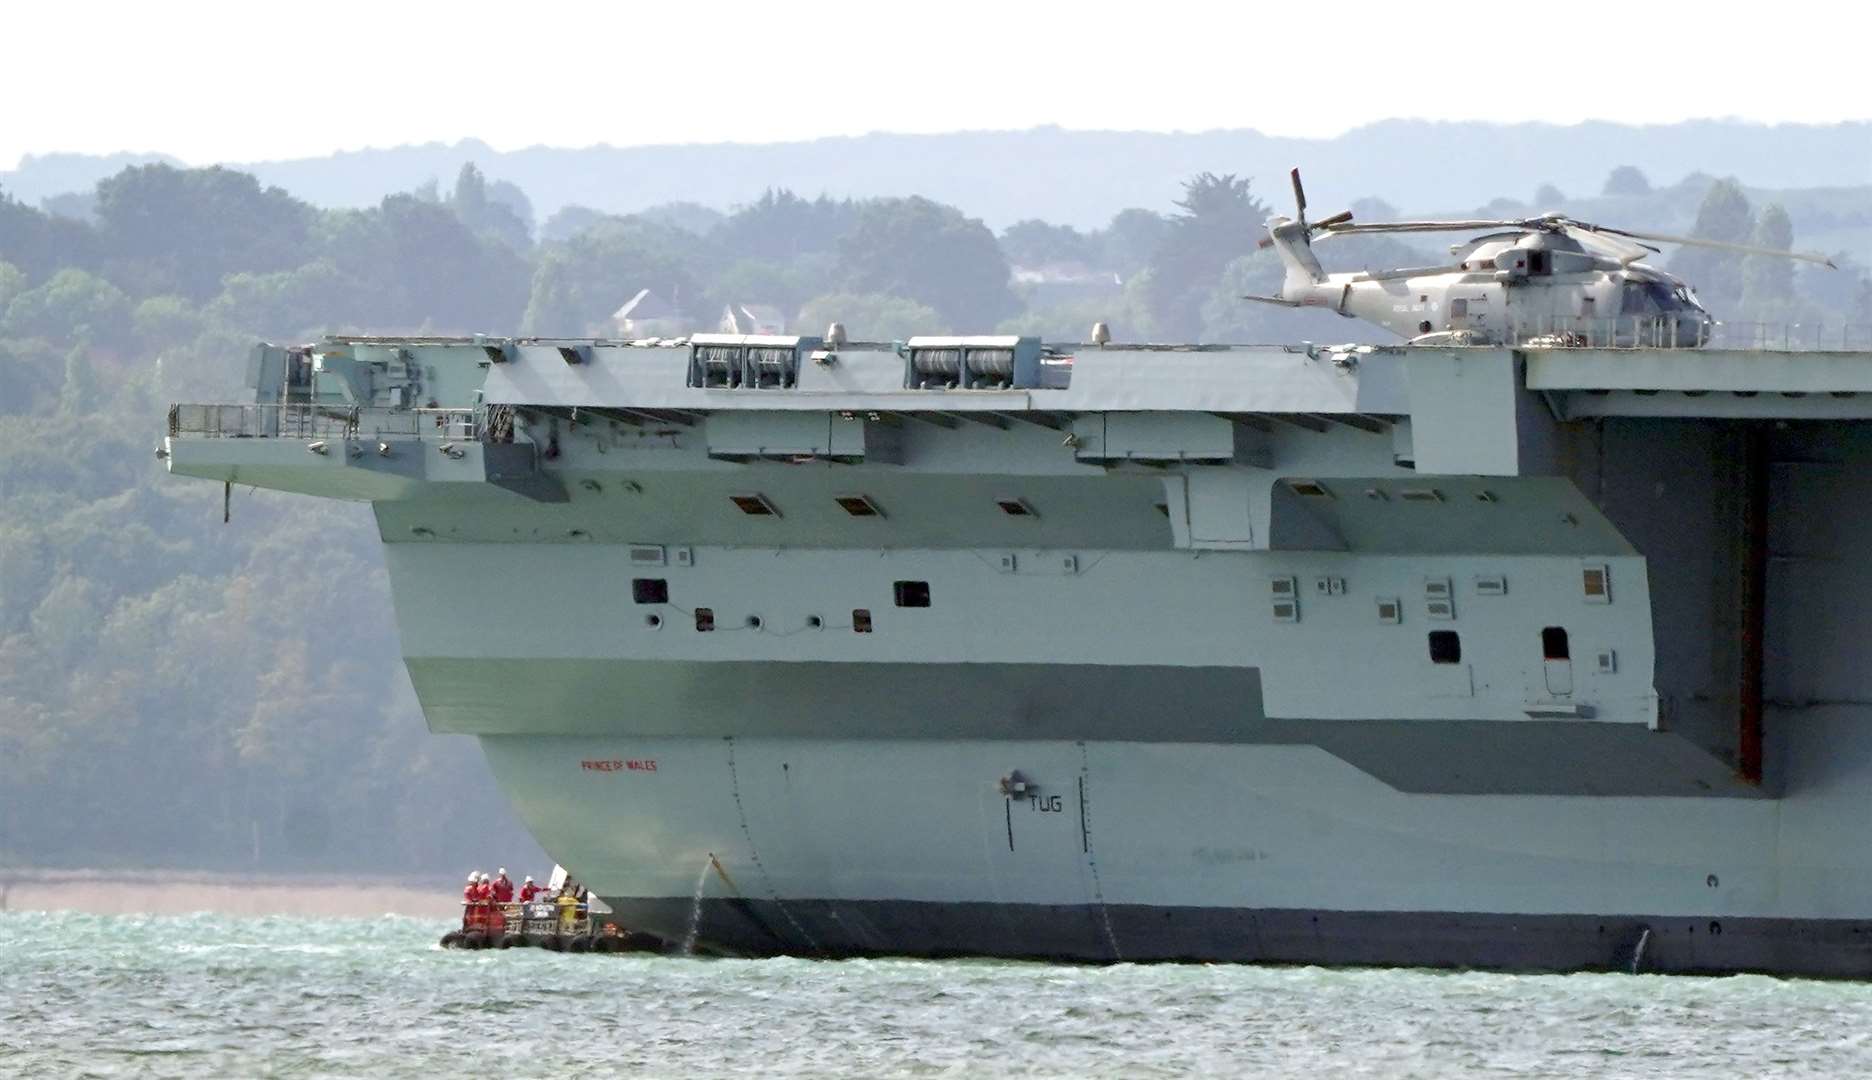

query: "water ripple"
left=5, top=911, right=1872, bottom=1077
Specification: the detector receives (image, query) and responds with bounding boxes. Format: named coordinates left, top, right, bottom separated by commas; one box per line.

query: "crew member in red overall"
left=474, top=872, right=499, bottom=933
left=518, top=876, right=541, bottom=903
left=462, top=872, right=483, bottom=931
left=491, top=868, right=515, bottom=904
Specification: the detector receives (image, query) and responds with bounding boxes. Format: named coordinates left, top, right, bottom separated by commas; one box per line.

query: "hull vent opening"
left=731, top=494, right=779, bottom=517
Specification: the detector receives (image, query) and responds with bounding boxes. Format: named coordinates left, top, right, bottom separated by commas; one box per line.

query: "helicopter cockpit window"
left=1647, top=281, right=1685, bottom=311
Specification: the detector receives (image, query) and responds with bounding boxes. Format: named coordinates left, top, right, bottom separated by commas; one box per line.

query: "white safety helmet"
left=479, top=872, right=490, bottom=882
left=524, top=876, right=534, bottom=883
left=467, top=872, right=477, bottom=882
left=498, top=868, right=507, bottom=876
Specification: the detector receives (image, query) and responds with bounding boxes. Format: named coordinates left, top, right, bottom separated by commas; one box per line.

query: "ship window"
left=1288, top=479, right=1332, bottom=498
left=1376, top=597, right=1401, bottom=624
left=852, top=608, right=873, bottom=633
left=694, top=607, right=715, bottom=632
left=731, top=493, right=779, bottom=516
left=1450, top=299, right=1469, bottom=318
left=996, top=497, right=1035, bottom=517
left=836, top=494, right=883, bottom=517
left=1582, top=565, right=1610, bottom=603
left=1529, top=251, right=1550, bottom=275
left=632, top=578, right=669, bottom=604
left=1428, top=630, right=1461, bottom=664
left=1542, top=626, right=1571, bottom=661
left=893, top=580, right=931, bottom=608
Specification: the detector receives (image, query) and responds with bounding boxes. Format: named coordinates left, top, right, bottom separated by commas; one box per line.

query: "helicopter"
left=1249, top=169, right=1836, bottom=347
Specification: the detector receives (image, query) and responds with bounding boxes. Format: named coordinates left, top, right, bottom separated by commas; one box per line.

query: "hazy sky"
left=6, top=0, right=1867, bottom=170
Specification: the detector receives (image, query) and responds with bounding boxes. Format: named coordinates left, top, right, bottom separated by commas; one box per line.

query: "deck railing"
left=167, top=404, right=482, bottom=441
left=1502, top=318, right=1872, bottom=351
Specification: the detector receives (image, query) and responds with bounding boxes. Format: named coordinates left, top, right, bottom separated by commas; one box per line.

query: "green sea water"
left=5, top=910, right=1872, bottom=1077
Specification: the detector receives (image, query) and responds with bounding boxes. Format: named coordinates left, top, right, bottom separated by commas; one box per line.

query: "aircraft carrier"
left=163, top=329, right=1872, bottom=975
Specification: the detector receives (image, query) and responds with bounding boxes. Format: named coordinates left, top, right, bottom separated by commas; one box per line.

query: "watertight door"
left=1541, top=626, right=1574, bottom=698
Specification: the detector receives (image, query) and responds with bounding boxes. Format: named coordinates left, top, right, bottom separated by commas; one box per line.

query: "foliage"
left=523, top=216, right=704, bottom=335
left=1145, top=173, right=1268, bottom=339
left=639, top=201, right=726, bottom=236
left=1671, top=178, right=1754, bottom=315
left=0, top=188, right=100, bottom=280
left=1742, top=203, right=1796, bottom=313
left=95, top=165, right=316, bottom=300
left=449, top=163, right=533, bottom=252
left=707, top=258, right=818, bottom=319
left=712, top=189, right=858, bottom=263
left=1603, top=166, right=1652, bottom=197
left=1000, top=220, right=1096, bottom=267
left=2, top=268, right=130, bottom=349
left=798, top=292, right=944, bottom=342
left=834, top=197, right=1017, bottom=327
left=1098, top=209, right=1170, bottom=278
left=538, top=204, right=611, bottom=245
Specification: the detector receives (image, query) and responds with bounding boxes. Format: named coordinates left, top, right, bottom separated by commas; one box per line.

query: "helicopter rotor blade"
left=1317, top=219, right=1532, bottom=236
left=1575, top=222, right=1837, bottom=268
left=1354, top=263, right=1472, bottom=282
left=1559, top=224, right=1657, bottom=265
left=1311, top=210, right=1354, bottom=231
left=1290, top=168, right=1308, bottom=229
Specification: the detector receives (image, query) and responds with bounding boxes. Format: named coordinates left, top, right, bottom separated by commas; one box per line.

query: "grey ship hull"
left=472, top=707, right=1872, bottom=976
left=166, top=337, right=1872, bottom=975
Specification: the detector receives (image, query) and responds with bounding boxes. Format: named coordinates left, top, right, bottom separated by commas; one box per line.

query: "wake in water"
left=681, top=854, right=712, bottom=954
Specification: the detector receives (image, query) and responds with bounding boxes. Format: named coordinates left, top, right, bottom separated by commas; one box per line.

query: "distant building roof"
left=720, top=303, right=788, bottom=334
left=1010, top=261, right=1122, bottom=287
left=613, top=288, right=681, bottom=322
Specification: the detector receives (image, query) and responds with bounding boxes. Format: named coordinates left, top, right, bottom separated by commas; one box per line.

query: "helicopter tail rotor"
left=1258, top=169, right=1354, bottom=249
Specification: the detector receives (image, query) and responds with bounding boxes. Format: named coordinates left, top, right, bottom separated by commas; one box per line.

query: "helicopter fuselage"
left=1269, top=218, right=1715, bottom=346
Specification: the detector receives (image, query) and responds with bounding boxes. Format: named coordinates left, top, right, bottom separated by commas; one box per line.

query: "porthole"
left=644, top=613, right=663, bottom=630
left=746, top=615, right=763, bottom=630
left=806, top=615, right=824, bottom=630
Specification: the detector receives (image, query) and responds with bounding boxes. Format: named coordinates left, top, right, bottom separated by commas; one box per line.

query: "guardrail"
left=168, top=404, right=481, bottom=441
left=1502, top=318, right=1872, bottom=351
